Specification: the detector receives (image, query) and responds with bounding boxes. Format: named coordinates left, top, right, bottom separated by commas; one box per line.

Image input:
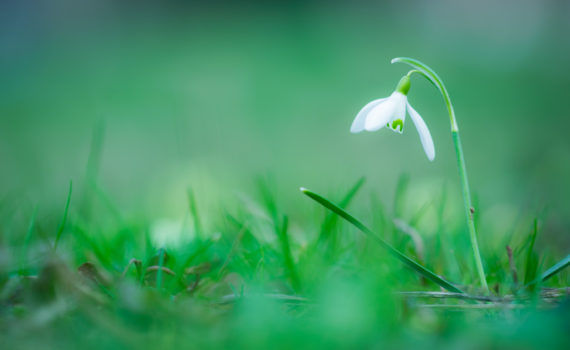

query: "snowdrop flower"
left=350, top=75, right=435, bottom=161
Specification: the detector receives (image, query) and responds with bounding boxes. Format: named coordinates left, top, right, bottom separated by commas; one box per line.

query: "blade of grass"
left=72, top=223, right=112, bottom=267
left=300, top=187, right=464, bottom=293
left=524, top=219, right=539, bottom=285
left=317, top=177, right=365, bottom=245
left=434, top=185, right=445, bottom=249
left=85, top=121, right=105, bottom=183
left=540, top=254, right=569, bottom=282
left=256, top=176, right=278, bottom=224
left=524, top=254, right=570, bottom=289
left=19, top=205, right=38, bottom=273
left=393, top=218, right=425, bottom=263
left=81, top=121, right=105, bottom=222
left=317, top=177, right=366, bottom=251
left=183, top=239, right=213, bottom=268
left=187, top=188, right=202, bottom=239
left=90, top=180, right=124, bottom=226
left=218, top=225, right=247, bottom=277
left=541, top=254, right=570, bottom=282
left=370, top=191, right=387, bottom=238
left=54, top=180, right=73, bottom=251
left=278, top=215, right=301, bottom=292
left=506, top=246, right=519, bottom=285
left=156, top=248, right=166, bottom=290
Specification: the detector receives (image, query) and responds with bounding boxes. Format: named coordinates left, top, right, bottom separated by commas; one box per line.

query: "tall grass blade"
left=300, top=187, right=464, bottom=293
left=54, top=180, right=73, bottom=251
left=524, top=219, right=539, bottom=285
left=187, top=188, right=202, bottom=238
left=256, top=177, right=278, bottom=224
left=317, top=176, right=365, bottom=244
left=279, top=215, right=301, bottom=292
left=85, top=121, right=105, bottom=183
left=81, top=122, right=105, bottom=222
left=524, top=254, right=569, bottom=288
left=72, top=223, right=112, bottom=267
left=156, top=248, right=166, bottom=290
left=540, top=254, right=569, bottom=282
left=90, top=180, right=124, bottom=226
left=19, top=205, right=38, bottom=273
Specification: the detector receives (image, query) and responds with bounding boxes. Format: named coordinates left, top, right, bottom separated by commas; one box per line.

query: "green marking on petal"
left=392, top=119, right=404, bottom=132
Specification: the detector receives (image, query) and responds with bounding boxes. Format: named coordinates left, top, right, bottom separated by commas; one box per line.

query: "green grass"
left=1, top=177, right=568, bottom=349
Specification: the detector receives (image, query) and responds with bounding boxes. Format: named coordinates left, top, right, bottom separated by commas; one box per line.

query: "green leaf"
left=278, top=215, right=301, bottom=292
left=187, top=188, right=203, bottom=238
left=524, top=254, right=570, bottom=288
left=156, top=248, right=166, bottom=290
left=524, top=219, right=539, bottom=285
left=54, top=180, right=73, bottom=251
left=19, top=206, right=38, bottom=274
left=540, top=254, right=570, bottom=282
left=300, top=187, right=464, bottom=293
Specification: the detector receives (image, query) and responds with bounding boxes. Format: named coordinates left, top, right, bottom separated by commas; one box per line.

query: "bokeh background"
left=1, top=0, right=569, bottom=252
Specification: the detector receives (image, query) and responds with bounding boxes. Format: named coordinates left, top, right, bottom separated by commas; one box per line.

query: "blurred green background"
left=1, top=0, right=569, bottom=251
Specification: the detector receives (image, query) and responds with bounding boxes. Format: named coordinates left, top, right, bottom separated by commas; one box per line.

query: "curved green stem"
left=393, top=57, right=489, bottom=293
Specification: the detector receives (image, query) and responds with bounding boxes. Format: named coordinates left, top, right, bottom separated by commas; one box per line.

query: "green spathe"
left=395, top=75, right=411, bottom=95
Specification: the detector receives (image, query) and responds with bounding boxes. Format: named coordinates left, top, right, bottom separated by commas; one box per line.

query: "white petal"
left=387, top=94, right=407, bottom=134
left=407, top=102, right=435, bottom=161
left=364, top=92, right=406, bottom=132
left=350, top=98, right=387, bottom=133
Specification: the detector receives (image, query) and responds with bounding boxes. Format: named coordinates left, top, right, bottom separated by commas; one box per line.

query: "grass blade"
left=156, top=248, right=166, bottom=290
left=524, top=254, right=569, bottom=288
left=336, top=177, right=366, bottom=209
left=540, top=254, right=570, bottom=282
left=317, top=176, right=366, bottom=245
left=187, top=188, right=202, bottom=238
left=279, top=215, right=301, bottom=292
left=19, top=205, right=38, bottom=273
left=54, top=180, right=73, bottom=251
left=81, top=122, right=105, bottom=222
left=524, top=219, right=539, bottom=285
left=300, top=187, right=464, bottom=293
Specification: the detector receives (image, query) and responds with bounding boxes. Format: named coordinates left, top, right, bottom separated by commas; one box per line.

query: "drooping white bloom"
left=350, top=76, right=435, bottom=161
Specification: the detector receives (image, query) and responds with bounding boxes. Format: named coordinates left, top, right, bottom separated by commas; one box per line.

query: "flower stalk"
left=392, top=57, right=489, bottom=293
